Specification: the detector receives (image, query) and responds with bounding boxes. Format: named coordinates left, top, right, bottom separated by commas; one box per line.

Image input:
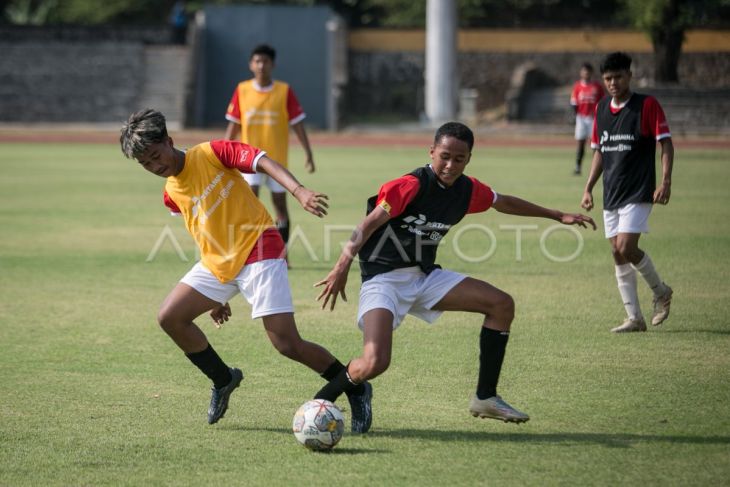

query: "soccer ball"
left=292, top=399, right=344, bottom=451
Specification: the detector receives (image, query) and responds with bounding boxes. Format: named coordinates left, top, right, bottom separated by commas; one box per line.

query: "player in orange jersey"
left=224, top=44, right=315, bottom=259
left=120, top=109, right=366, bottom=427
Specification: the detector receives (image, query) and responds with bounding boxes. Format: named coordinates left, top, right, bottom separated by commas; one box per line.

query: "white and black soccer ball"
left=292, top=399, right=344, bottom=451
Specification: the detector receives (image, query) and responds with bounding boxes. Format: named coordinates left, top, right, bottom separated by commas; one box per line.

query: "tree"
left=621, top=0, right=730, bottom=83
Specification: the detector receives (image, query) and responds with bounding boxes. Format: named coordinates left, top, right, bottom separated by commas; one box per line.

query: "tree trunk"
left=651, top=0, right=685, bottom=83
left=652, top=27, right=684, bottom=83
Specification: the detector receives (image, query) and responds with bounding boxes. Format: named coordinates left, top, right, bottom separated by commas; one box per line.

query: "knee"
left=271, top=337, right=302, bottom=361
left=157, top=306, right=177, bottom=333
left=491, top=292, right=515, bottom=323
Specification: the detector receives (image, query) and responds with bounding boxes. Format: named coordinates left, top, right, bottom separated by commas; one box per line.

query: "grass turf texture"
left=1, top=141, right=728, bottom=486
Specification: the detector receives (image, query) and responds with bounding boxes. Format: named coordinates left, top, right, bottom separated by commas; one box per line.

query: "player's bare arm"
left=292, top=121, right=315, bottom=173
left=315, top=206, right=391, bottom=311
left=494, top=194, right=596, bottom=230
left=224, top=121, right=241, bottom=141
left=582, top=150, right=604, bottom=211
left=653, top=137, right=674, bottom=205
left=256, top=156, right=329, bottom=217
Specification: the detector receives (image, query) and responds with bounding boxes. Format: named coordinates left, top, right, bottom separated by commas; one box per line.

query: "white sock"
left=632, top=253, right=668, bottom=298
left=615, top=264, right=642, bottom=320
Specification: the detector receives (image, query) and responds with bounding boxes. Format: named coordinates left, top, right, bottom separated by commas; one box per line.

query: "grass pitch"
left=0, top=139, right=728, bottom=486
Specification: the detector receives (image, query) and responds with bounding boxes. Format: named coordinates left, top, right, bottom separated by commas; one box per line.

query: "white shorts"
left=603, top=203, right=652, bottom=239
left=357, top=266, right=467, bottom=330
left=243, top=172, right=286, bottom=193
left=575, top=115, right=593, bottom=140
left=180, top=259, right=293, bottom=319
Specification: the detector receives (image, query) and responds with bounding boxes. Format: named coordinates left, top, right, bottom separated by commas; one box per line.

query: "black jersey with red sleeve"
left=593, top=94, right=670, bottom=210
left=358, top=165, right=495, bottom=281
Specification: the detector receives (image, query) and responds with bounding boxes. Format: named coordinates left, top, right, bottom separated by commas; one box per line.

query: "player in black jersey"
left=312, top=122, right=595, bottom=431
left=581, top=52, right=675, bottom=333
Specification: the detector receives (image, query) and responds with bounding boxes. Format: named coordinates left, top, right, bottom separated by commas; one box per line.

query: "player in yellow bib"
left=224, top=44, right=315, bottom=261
left=120, top=109, right=368, bottom=428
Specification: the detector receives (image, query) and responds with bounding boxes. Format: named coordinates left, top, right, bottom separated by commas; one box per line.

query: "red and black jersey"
left=358, top=165, right=495, bottom=281
left=594, top=94, right=670, bottom=210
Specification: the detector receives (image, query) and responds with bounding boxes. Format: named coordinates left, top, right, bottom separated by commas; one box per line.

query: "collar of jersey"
left=252, top=80, right=275, bottom=92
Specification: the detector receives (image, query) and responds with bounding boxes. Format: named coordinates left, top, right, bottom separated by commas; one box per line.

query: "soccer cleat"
left=346, top=381, right=373, bottom=434
left=651, top=285, right=673, bottom=326
left=469, top=395, right=530, bottom=423
left=207, top=367, right=243, bottom=424
left=610, top=317, right=647, bottom=333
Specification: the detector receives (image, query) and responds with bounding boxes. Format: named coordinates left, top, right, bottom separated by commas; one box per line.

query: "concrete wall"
left=0, top=42, right=144, bottom=123
left=346, top=29, right=730, bottom=123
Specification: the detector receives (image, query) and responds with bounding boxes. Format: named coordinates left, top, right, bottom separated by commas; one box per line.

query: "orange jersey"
left=225, top=80, right=305, bottom=167
left=163, top=141, right=275, bottom=282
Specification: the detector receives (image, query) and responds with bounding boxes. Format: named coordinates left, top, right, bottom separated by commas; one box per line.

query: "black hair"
left=581, top=62, right=594, bottom=72
left=434, top=122, right=474, bottom=151
left=120, top=108, right=168, bottom=159
left=600, top=52, right=632, bottom=74
left=250, top=44, right=276, bottom=62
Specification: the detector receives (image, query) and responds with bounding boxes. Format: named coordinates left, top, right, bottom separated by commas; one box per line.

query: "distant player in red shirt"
left=570, top=63, right=604, bottom=175
left=313, top=122, right=596, bottom=432
left=581, top=52, right=675, bottom=333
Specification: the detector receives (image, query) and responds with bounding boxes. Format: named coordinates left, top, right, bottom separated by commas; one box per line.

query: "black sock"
left=476, top=327, right=510, bottom=400
left=576, top=146, right=585, bottom=169
left=314, top=367, right=364, bottom=402
left=320, top=359, right=346, bottom=381
left=276, top=219, right=290, bottom=244
left=185, top=344, right=232, bottom=389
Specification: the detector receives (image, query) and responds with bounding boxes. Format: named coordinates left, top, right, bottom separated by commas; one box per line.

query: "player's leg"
left=269, top=178, right=290, bottom=251
left=261, top=312, right=339, bottom=372
left=431, top=277, right=528, bottom=423
left=238, top=258, right=352, bottom=401
left=575, top=139, right=585, bottom=175
left=159, top=267, right=243, bottom=424
left=615, top=204, right=673, bottom=326
left=314, top=309, right=390, bottom=434
left=243, top=171, right=261, bottom=197
left=573, top=116, right=587, bottom=175
left=314, top=275, right=404, bottom=434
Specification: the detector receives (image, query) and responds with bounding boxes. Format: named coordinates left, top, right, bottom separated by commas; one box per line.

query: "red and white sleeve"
left=466, top=178, right=497, bottom=214
left=210, top=140, right=265, bottom=174
left=642, top=96, right=671, bottom=141
left=287, top=87, right=306, bottom=125
left=225, top=87, right=241, bottom=124
left=163, top=190, right=181, bottom=215
left=376, top=175, right=421, bottom=218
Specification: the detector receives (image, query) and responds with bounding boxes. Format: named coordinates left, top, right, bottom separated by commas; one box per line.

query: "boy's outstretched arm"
left=315, top=207, right=391, bottom=311
left=256, top=155, right=329, bottom=217
left=493, top=194, right=596, bottom=230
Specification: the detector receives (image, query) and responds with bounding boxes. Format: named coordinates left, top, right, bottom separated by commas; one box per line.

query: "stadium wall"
left=346, top=29, right=730, bottom=122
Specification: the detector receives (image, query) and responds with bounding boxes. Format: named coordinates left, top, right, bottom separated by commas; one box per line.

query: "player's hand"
left=294, top=186, right=329, bottom=217
left=580, top=191, right=594, bottom=211
left=561, top=213, right=596, bottom=230
left=314, top=269, right=348, bottom=311
left=653, top=182, right=671, bottom=205
left=210, top=302, right=231, bottom=328
left=304, top=156, right=315, bottom=174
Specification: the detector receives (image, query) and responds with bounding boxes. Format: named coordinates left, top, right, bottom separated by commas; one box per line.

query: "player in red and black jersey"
left=312, top=122, right=595, bottom=431
left=570, top=62, right=605, bottom=175
left=581, top=52, right=675, bottom=333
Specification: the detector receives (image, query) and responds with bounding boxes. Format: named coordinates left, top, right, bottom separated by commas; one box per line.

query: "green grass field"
left=1, top=139, right=729, bottom=486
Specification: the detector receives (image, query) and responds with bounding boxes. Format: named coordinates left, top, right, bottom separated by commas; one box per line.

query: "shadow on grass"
left=218, top=425, right=390, bottom=454
left=660, top=328, right=730, bottom=335
left=373, top=430, right=730, bottom=449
